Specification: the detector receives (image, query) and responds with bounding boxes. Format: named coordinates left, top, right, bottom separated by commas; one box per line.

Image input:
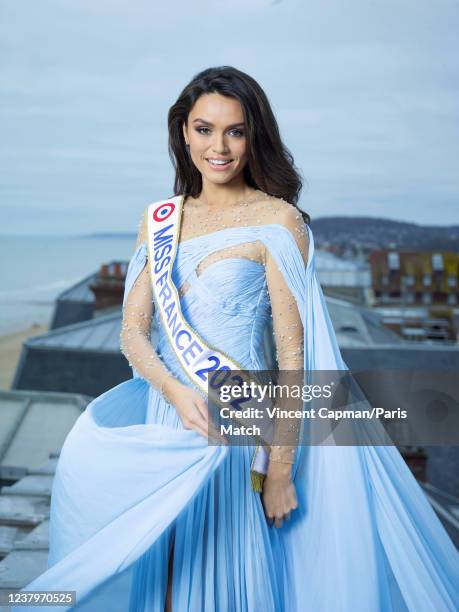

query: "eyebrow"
left=192, top=118, right=245, bottom=128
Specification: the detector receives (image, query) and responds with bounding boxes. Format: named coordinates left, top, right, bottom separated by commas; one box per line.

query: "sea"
left=0, top=235, right=136, bottom=336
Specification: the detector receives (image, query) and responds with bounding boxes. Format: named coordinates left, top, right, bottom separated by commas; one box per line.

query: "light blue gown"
left=15, top=222, right=459, bottom=611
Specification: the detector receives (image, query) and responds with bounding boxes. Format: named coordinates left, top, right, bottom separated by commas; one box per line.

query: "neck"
left=197, top=180, right=256, bottom=209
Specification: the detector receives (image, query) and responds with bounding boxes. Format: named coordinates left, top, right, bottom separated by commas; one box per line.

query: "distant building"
left=90, top=261, right=129, bottom=311
left=315, top=251, right=371, bottom=288
left=377, top=308, right=457, bottom=344
left=369, top=250, right=459, bottom=343
left=50, top=261, right=128, bottom=330
left=314, top=251, right=371, bottom=306
left=369, top=249, right=459, bottom=307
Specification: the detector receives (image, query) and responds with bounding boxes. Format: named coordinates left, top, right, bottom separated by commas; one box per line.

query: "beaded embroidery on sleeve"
left=119, top=209, right=177, bottom=401
left=265, top=205, right=309, bottom=464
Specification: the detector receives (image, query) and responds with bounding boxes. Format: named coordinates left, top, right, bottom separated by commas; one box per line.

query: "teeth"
left=207, top=159, right=232, bottom=165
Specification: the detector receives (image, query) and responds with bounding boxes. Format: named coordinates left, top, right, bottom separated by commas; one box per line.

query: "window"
left=422, top=292, right=432, bottom=305
left=403, top=275, right=415, bottom=287
left=387, top=252, right=400, bottom=270
left=432, top=254, right=444, bottom=271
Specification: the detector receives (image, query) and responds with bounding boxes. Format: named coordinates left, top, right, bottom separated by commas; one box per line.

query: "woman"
left=17, top=66, right=458, bottom=612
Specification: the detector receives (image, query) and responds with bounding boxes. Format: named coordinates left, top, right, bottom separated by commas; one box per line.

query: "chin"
left=206, top=174, right=235, bottom=185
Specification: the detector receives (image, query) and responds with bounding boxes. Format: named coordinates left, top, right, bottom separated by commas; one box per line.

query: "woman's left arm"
left=262, top=205, right=310, bottom=528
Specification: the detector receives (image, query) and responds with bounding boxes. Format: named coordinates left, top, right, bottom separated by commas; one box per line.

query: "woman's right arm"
left=120, top=209, right=180, bottom=400
left=120, top=209, right=225, bottom=443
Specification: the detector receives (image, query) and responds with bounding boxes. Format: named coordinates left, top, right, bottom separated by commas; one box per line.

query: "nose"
left=211, top=132, right=229, bottom=154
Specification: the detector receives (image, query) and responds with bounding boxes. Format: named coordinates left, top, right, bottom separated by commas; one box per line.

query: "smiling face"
left=182, top=93, right=249, bottom=187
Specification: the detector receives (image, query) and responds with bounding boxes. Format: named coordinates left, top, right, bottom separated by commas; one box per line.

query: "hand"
left=261, top=462, right=298, bottom=528
left=164, top=379, right=227, bottom=445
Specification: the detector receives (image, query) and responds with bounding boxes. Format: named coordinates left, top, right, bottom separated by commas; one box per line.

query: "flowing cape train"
left=14, top=222, right=459, bottom=612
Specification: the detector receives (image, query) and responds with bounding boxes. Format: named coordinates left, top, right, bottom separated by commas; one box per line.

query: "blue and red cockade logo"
left=152, top=201, right=175, bottom=223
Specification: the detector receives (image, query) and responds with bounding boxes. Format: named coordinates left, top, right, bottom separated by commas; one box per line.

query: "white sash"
left=146, top=195, right=274, bottom=491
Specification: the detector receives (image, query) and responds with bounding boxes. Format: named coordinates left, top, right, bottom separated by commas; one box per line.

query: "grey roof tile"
left=26, top=310, right=123, bottom=353
left=2, top=476, right=53, bottom=498
left=0, top=527, right=18, bottom=557
left=14, top=521, right=49, bottom=551
left=0, top=496, right=49, bottom=528
left=0, top=549, right=48, bottom=590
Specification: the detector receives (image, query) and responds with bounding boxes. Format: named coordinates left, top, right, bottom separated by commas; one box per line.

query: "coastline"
left=0, top=323, right=48, bottom=390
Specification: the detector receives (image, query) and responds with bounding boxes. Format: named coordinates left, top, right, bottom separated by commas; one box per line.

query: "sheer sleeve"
left=120, top=209, right=177, bottom=400
left=265, top=206, right=310, bottom=464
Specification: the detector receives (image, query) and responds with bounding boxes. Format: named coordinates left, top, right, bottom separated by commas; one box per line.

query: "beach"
left=0, top=234, right=135, bottom=390
left=0, top=324, right=48, bottom=390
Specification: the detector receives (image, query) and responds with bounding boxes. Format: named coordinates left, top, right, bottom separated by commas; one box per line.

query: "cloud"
left=1, top=0, right=458, bottom=233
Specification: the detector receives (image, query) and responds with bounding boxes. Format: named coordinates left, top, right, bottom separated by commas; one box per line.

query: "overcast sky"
left=1, top=0, right=458, bottom=235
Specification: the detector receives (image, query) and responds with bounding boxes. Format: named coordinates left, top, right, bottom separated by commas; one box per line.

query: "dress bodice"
left=154, top=229, right=275, bottom=378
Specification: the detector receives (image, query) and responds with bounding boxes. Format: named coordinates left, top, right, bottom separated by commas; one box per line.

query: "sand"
left=0, top=324, right=48, bottom=390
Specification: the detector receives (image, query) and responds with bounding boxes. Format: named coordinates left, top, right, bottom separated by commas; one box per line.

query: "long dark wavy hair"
left=167, top=66, right=310, bottom=225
